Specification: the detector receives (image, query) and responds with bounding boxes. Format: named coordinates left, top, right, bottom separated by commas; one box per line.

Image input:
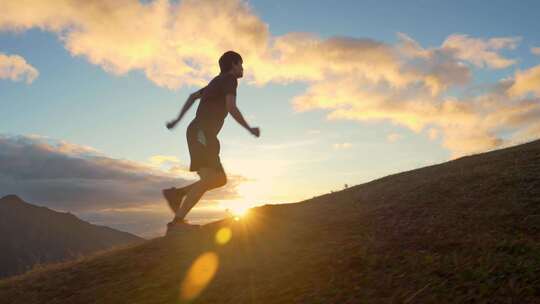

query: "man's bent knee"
left=211, top=172, right=227, bottom=189
left=200, top=170, right=227, bottom=190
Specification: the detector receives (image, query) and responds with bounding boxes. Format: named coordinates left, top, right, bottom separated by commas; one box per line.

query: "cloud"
left=293, top=74, right=540, bottom=157
left=397, top=33, right=472, bottom=94
left=255, top=139, right=318, bottom=151
left=441, top=83, right=540, bottom=156
left=427, top=128, right=439, bottom=140
left=147, top=154, right=192, bottom=176
left=256, top=33, right=414, bottom=87
left=294, top=77, right=476, bottom=131
left=396, top=33, right=520, bottom=92
left=283, top=32, right=535, bottom=157
left=333, top=142, right=352, bottom=150
left=441, top=34, right=520, bottom=69
left=508, top=64, right=540, bottom=98
left=0, top=0, right=507, bottom=93
left=387, top=133, right=401, bottom=143
left=0, top=52, right=39, bottom=83
left=0, top=0, right=534, bottom=157
left=0, top=134, right=244, bottom=235
left=148, top=155, right=180, bottom=166
left=531, top=47, right=540, bottom=56
left=0, top=1, right=432, bottom=92
left=510, top=121, right=540, bottom=145
left=0, top=0, right=269, bottom=89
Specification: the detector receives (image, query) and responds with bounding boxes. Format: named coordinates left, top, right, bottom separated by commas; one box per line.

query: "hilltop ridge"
left=1, top=139, right=539, bottom=303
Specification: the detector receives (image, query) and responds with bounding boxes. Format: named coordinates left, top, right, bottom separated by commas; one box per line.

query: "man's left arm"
left=226, top=94, right=260, bottom=137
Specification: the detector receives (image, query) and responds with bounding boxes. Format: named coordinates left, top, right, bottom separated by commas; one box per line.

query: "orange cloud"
left=333, top=143, right=352, bottom=150
left=441, top=34, right=520, bottom=69
left=256, top=33, right=412, bottom=87
left=294, top=75, right=540, bottom=157
left=0, top=0, right=493, bottom=94
left=0, top=0, right=269, bottom=89
left=397, top=33, right=472, bottom=95
left=387, top=133, right=401, bottom=143
left=0, top=52, right=38, bottom=83
left=508, top=65, right=540, bottom=98
left=427, top=128, right=439, bottom=140
left=148, top=155, right=180, bottom=166
left=1, top=0, right=536, bottom=157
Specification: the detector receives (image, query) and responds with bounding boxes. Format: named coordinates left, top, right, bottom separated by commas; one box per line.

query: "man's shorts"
left=186, top=121, right=224, bottom=173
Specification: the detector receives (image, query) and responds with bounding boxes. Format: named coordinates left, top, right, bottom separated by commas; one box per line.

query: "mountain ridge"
left=0, top=195, right=144, bottom=279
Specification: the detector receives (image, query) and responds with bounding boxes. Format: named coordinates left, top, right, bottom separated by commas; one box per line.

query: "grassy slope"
left=0, top=140, right=539, bottom=303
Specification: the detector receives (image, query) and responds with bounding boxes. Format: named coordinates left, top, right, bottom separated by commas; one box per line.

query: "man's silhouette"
left=164, top=51, right=260, bottom=233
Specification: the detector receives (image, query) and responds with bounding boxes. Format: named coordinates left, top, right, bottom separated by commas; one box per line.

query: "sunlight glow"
left=236, top=180, right=265, bottom=202
left=228, top=204, right=250, bottom=217
left=218, top=180, right=263, bottom=219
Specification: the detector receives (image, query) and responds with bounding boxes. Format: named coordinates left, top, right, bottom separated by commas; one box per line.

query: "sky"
left=1, top=0, right=540, bottom=238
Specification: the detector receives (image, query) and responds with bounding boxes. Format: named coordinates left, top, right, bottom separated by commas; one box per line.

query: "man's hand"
left=166, top=89, right=202, bottom=131
left=226, top=95, right=260, bottom=138
left=166, top=119, right=178, bottom=130
left=250, top=127, right=260, bottom=137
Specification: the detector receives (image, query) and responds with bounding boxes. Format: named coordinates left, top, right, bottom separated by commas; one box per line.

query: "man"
left=163, top=51, right=260, bottom=233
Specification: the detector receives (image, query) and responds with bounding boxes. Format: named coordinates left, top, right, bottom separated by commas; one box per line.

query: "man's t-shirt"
left=194, top=73, right=238, bottom=136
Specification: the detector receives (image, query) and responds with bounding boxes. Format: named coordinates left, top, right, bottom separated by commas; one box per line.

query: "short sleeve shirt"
left=194, top=73, right=238, bottom=136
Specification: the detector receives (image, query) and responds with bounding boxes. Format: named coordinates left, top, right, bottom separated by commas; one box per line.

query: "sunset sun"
left=225, top=203, right=251, bottom=218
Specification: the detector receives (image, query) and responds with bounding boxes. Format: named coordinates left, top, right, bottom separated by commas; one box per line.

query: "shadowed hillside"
left=0, top=139, right=539, bottom=303
left=0, top=195, right=143, bottom=278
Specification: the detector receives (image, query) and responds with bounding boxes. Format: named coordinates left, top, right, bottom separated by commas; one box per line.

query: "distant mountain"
left=0, top=195, right=143, bottom=278
left=0, top=139, right=539, bottom=303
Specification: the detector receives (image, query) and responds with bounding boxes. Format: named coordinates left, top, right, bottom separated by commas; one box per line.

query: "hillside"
left=0, top=139, right=539, bottom=303
left=0, top=195, right=143, bottom=278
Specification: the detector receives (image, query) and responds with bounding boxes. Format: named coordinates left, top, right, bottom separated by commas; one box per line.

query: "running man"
left=163, top=51, right=260, bottom=233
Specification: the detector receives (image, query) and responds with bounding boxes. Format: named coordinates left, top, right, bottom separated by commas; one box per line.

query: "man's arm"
left=166, top=89, right=204, bottom=130
left=226, top=94, right=260, bottom=137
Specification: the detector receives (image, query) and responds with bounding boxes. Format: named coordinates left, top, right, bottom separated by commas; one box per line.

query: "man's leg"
left=174, top=168, right=226, bottom=221
left=175, top=183, right=194, bottom=204
left=163, top=183, right=194, bottom=213
left=173, top=181, right=207, bottom=221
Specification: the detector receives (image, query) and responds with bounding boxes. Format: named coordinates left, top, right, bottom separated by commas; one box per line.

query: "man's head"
left=219, top=51, right=243, bottom=78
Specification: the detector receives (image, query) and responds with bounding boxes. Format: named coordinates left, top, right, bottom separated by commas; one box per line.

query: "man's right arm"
left=226, top=94, right=260, bottom=137
left=166, top=88, right=204, bottom=130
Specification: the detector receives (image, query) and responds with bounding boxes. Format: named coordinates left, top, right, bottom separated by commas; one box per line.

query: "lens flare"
left=215, top=227, right=232, bottom=245
left=180, top=252, right=219, bottom=301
